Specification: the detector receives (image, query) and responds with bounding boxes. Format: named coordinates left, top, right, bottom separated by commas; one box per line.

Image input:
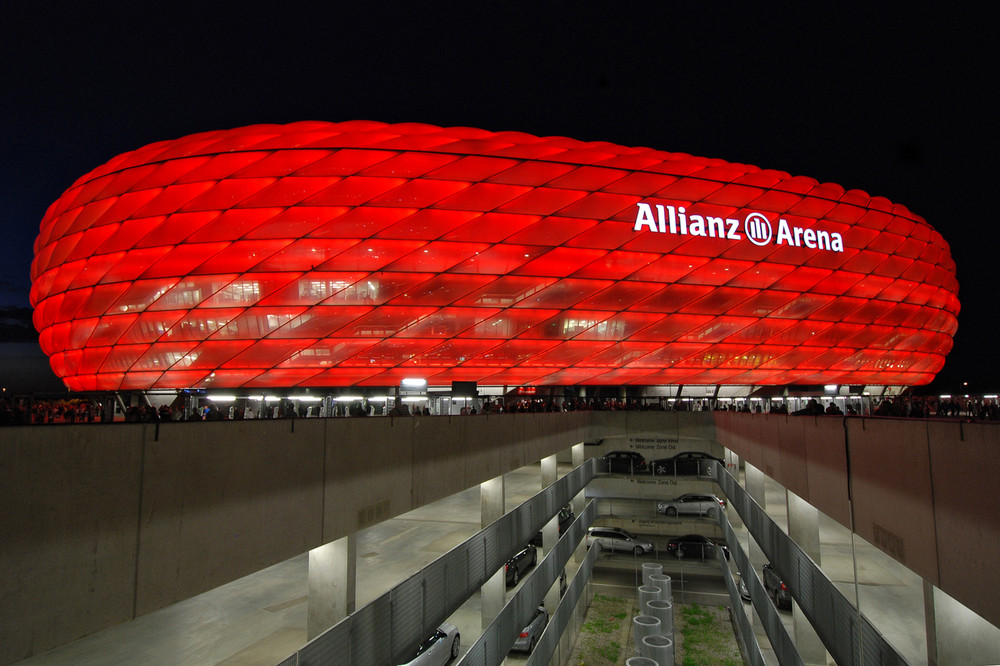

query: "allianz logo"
left=633, top=202, right=845, bottom=253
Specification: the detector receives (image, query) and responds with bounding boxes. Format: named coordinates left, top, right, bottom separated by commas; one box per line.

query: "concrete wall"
left=1, top=411, right=696, bottom=664
left=713, top=412, right=1000, bottom=634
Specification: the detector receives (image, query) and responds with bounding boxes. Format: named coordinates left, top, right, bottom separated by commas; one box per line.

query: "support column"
left=924, top=579, right=938, bottom=666
left=481, top=475, right=506, bottom=629
left=744, top=463, right=768, bottom=640
left=307, top=534, right=357, bottom=639
left=541, top=454, right=558, bottom=489
left=786, top=489, right=829, bottom=665
left=726, top=449, right=744, bottom=532
left=571, top=443, right=586, bottom=564
left=540, top=454, right=561, bottom=613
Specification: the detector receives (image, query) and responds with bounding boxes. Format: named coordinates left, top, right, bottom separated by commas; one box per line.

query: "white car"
left=586, top=526, right=655, bottom=555
left=399, top=623, right=460, bottom=665
left=657, top=493, right=726, bottom=517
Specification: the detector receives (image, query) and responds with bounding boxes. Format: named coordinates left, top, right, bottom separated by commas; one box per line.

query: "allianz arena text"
left=29, top=121, right=959, bottom=391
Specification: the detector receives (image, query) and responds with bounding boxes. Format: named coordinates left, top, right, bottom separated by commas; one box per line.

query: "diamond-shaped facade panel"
left=30, top=121, right=960, bottom=390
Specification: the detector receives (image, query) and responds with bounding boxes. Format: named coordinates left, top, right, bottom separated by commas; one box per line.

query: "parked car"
left=530, top=506, right=574, bottom=546
left=763, top=563, right=792, bottom=610
left=650, top=451, right=724, bottom=476
left=602, top=450, right=648, bottom=474
left=505, top=544, right=537, bottom=586
left=511, top=605, right=548, bottom=654
left=586, top=526, right=655, bottom=555
left=737, top=572, right=751, bottom=602
left=666, top=534, right=730, bottom=560
left=399, top=623, right=460, bottom=665
left=657, top=493, right=726, bottom=517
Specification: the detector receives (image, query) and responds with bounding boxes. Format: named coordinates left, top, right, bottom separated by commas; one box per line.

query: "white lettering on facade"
left=636, top=203, right=844, bottom=253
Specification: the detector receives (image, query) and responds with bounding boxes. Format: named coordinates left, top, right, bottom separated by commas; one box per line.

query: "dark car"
left=510, top=605, right=548, bottom=654
left=505, top=544, right=537, bottom=586
left=666, top=534, right=730, bottom=560
left=530, top=506, right=574, bottom=546
left=650, top=451, right=723, bottom=476
left=763, top=563, right=792, bottom=610
left=603, top=450, right=647, bottom=474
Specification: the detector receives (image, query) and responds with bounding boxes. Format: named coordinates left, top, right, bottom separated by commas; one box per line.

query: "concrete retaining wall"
left=713, top=411, right=1000, bottom=636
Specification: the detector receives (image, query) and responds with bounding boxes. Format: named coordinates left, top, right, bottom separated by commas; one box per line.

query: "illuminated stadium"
left=29, top=120, right=959, bottom=394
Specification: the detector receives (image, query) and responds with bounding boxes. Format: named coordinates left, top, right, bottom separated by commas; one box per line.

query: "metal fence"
left=288, top=459, right=596, bottom=665
left=717, top=507, right=802, bottom=666
left=714, top=462, right=908, bottom=666
left=459, top=500, right=597, bottom=665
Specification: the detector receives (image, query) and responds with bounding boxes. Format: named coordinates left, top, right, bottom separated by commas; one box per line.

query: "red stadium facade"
left=30, top=121, right=959, bottom=392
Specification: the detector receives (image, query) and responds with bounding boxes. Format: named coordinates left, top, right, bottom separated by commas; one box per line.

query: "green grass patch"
left=680, top=604, right=742, bottom=666
left=575, top=593, right=629, bottom=665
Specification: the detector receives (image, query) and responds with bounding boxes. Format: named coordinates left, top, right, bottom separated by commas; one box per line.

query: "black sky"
left=2, top=4, right=997, bottom=391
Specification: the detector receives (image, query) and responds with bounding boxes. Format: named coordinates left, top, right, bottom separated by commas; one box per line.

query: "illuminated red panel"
left=30, top=121, right=960, bottom=390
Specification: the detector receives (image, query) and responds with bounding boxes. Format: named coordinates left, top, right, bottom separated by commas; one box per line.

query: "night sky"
left=2, top=4, right=996, bottom=392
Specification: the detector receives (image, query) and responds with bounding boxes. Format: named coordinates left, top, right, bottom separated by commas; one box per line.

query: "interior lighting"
left=402, top=378, right=427, bottom=388
left=208, top=395, right=237, bottom=402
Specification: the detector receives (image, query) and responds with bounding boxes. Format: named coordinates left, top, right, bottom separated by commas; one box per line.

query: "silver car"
left=586, top=526, right=655, bottom=555
left=399, top=622, right=460, bottom=665
left=657, top=493, right=726, bottom=517
left=511, top=605, right=548, bottom=653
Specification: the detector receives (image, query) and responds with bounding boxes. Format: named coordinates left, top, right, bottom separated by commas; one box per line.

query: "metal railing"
left=459, top=501, right=597, bottom=665
left=714, top=461, right=907, bottom=666
left=286, top=459, right=597, bottom=665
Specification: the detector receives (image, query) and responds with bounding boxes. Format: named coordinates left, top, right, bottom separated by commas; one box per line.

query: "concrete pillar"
left=307, top=534, right=357, bottom=639
left=786, top=489, right=829, bottom=665
left=481, top=475, right=505, bottom=629
left=541, top=454, right=558, bottom=489
left=745, top=463, right=767, bottom=639
left=726, top=449, right=744, bottom=531
left=931, top=584, right=1000, bottom=665
left=571, top=443, right=586, bottom=564
left=540, top=454, right=562, bottom=613
left=924, top=579, right=938, bottom=666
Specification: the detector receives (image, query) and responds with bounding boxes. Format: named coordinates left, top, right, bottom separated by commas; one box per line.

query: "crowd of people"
left=4, top=392, right=1000, bottom=425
